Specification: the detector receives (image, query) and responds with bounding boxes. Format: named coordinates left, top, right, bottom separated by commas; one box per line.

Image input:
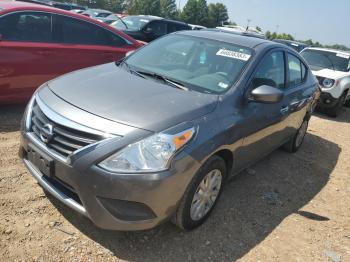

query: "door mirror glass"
left=249, top=85, right=284, bottom=104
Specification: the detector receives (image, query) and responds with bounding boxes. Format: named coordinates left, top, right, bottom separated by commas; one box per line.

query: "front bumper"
left=19, top=131, right=198, bottom=231
left=317, top=92, right=339, bottom=108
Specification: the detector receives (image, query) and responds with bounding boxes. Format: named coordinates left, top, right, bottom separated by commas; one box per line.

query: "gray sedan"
left=19, top=30, right=319, bottom=231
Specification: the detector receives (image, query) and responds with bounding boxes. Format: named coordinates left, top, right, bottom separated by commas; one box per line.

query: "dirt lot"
left=0, top=105, right=349, bottom=262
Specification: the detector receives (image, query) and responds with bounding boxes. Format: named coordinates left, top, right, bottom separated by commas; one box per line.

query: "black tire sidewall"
left=292, top=120, right=309, bottom=152
left=180, top=156, right=227, bottom=230
left=327, top=95, right=345, bottom=117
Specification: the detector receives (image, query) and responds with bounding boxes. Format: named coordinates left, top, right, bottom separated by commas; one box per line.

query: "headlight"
left=99, top=127, right=195, bottom=173
left=322, top=78, right=335, bottom=88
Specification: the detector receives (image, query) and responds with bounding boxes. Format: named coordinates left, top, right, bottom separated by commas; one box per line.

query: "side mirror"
left=249, top=85, right=283, bottom=104
left=0, top=34, right=2, bottom=41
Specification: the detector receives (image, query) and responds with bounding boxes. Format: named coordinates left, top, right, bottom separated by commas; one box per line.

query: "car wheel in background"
left=283, top=119, right=309, bottom=153
left=344, top=96, right=350, bottom=108
left=172, top=155, right=226, bottom=230
left=326, top=94, right=346, bottom=117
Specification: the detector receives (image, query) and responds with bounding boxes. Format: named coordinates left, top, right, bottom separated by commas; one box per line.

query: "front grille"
left=42, top=175, right=83, bottom=205
left=30, top=102, right=103, bottom=158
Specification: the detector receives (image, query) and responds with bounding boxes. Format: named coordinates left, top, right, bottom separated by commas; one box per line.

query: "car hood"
left=311, top=68, right=349, bottom=80
left=48, top=63, right=218, bottom=132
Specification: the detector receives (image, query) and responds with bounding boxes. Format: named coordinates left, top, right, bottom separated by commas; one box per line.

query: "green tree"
left=181, top=0, right=208, bottom=26
left=207, top=3, right=229, bottom=27
left=127, top=0, right=161, bottom=16
left=197, top=0, right=209, bottom=26
left=160, top=0, right=178, bottom=19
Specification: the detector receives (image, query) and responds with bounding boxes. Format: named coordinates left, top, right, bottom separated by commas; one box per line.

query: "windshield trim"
left=125, top=34, right=255, bottom=95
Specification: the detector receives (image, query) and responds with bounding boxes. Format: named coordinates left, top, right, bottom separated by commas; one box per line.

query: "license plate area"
left=28, top=145, right=54, bottom=177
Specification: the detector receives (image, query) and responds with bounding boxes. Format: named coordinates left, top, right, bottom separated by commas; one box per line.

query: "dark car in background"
left=273, top=39, right=309, bottom=53
left=111, top=15, right=191, bottom=42
left=96, top=13, right=126, bottom=25
left=20, top=30, right=319, bottom=231
left=81, top=8, right=112, bottom=19
left=0, top=1, right=142, bottom=104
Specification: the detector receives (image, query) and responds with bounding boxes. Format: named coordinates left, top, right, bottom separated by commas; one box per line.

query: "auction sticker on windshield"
left=216, top=49, right=251, bottom=61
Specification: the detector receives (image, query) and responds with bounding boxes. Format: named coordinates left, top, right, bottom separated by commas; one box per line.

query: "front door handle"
left=280, top=106, right=289, bottom=114
left=36, top=50, right=53, bottom=55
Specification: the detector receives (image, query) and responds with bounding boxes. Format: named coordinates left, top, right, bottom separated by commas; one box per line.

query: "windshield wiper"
left=116, top=16, right=128, bottom=29
left=136, top=71, right=189, bottom=91
left=116, top=60, right=146, bottom=79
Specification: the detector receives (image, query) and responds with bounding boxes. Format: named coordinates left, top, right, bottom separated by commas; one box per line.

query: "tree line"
left=265, top=31, right=350, bottom=51
left=58, top=0, right=229, bottom=27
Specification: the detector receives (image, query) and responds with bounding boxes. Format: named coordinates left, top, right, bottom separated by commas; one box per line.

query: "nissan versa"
left=20, top=31, right=319, bottom=231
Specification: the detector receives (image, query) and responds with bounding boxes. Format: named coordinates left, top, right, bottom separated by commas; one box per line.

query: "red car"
left=0, top=1, right=143, bottom=104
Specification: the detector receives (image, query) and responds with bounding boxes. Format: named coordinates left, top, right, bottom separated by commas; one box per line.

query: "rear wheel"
left=172, top=155, right=226, bottom=230
left=283, top=119, right=309, bottom=153
left=326, top=94, right=346, bottom=117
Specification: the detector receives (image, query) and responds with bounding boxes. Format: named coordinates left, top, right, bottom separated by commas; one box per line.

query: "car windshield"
left=301, top=49, right=350, bottom=72
left=112, top=16, right=150, bottom=31
left=124, top=34, right=253, bottom=94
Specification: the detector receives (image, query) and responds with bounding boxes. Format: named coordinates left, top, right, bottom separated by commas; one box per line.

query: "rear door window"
left=53, top=15, right=127, bottom=47
left=0, top=12, right=52, bottom=42
left=167, top=22, right=189, bottom=33
left=146, top=20, right=167, bottom=36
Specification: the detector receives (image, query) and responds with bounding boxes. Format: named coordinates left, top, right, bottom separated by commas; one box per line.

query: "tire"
left=326, top=94, right=346, bottom=117
left=172, top=155, right=226, bottom=230
left=283, top=119, right=309, bottom=153
left=345, top=98, right=350, bottom=108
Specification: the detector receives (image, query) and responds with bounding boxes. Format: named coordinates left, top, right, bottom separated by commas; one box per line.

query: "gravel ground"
left=0, top=105, right=349, bottom=262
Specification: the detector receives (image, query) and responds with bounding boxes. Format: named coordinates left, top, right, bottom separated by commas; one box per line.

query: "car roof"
left=0, top=0, right=53, bottom=10
left=303, top=47, right=350, bottom=56
left=274, top=39, right=307, bottom=46
left=205, top=28, right=266, bottom=40
left=177, top=30, right=270, bottom=49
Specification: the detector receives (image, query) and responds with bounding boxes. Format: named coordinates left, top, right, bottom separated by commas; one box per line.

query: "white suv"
left=301, top=47, right=350, bottom=117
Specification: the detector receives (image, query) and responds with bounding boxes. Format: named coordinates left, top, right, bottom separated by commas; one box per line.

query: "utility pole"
left=246, top=19, right=251, bottom=30
left=275, top=24, right=279, bottom=33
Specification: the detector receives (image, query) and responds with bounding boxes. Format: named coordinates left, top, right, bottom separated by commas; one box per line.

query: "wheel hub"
left=190, top=169, right=222, bottom=221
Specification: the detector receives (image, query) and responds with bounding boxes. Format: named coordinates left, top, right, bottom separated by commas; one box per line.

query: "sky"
left=176, top=0, right=349, bottom=46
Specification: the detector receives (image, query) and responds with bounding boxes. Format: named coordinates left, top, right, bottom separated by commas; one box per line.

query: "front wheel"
left=283, top=119, right=309, bottom=153
left=172, top=155, right=226, bottom=230
left=326, top=94, right=346, bottom=117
